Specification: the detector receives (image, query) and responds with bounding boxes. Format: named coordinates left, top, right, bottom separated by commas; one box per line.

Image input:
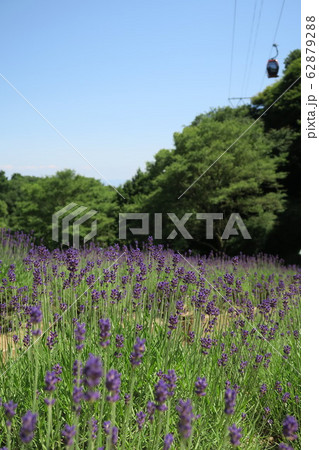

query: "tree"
left=251, top=49, right=301, bottom=262
left=9, top=170, right=118, bottom=248
left=126, top=108, right=290, bottom=254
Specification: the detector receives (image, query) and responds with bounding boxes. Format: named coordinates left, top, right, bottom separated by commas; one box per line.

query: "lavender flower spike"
left=194, top=377, right=208, bottom=396
left=228, top=424, right=242, bottom=446
left=20, top=411, right=38, bottom=444
left=105, top=369, right=121, bottom=402
left=224, top=388, right=237, bottom=415
left=62, top=424, right=76, bottom=447
left=130, top=337, right=146, bottom=366
left=282, top=415, right=298, bottom=440
left=176, top=399, right=194, bottom=439
left=163, top=433, right=174, bottom=449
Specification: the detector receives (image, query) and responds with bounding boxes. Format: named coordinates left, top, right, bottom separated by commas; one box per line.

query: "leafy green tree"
left=125, top=108, right=290, bottom=254
left=9, top=170, right=118, bottom=248
left=251, top=49, right=301, bottom=262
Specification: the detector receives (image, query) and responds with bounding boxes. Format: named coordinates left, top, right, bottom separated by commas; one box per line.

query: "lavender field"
left=0, top=230, right=300, bottom=449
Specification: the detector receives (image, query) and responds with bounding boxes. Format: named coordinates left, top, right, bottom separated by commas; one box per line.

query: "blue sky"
left=0, top=0, right=300, bottom=186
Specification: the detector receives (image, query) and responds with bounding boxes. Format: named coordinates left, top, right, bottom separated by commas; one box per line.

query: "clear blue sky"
left=0, top=0, right=300, bottom=186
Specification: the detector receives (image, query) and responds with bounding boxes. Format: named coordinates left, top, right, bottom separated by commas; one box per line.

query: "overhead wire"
left=240, top=0, right=258, bottom=98
left=228, top=0, right=237, bottom=99
left=243, top=0, right=264, bottom=97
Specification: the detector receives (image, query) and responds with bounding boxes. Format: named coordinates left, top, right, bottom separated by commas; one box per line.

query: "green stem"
left=6, top=424, right=11, bottom=450
left=121, top=371, right=136, bottom=449
left=46, top=402, right=53, bottom=449
left=153, top=413, right=164, bottom=449
left=217, top=418, right=229, bottom=450
left=32, top=343, right=39, bottom=412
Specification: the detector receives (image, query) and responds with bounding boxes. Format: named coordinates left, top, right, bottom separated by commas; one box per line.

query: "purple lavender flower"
left=200, top=336, right=212, bottom=355
left=260, top=383, right=267, bottom=396
left=154, top=379, right=169, bottom=411
left=168, top=315, right=178, bottom=330
left=136, top=411, right=146, bottom=431
left=20, top=411, right=37, bottom=444
left=278, top=444, right=293, bottom=450
left=83, top=354, right=103, bottom=401
left=147, top=401, right=156, bottom=423
left=282, top=392, right=290, bottom=403
left=218, top=353, right=228, bottom=367
left=255, top=354, right=263, bottom=364
left=283, top=345, right=291, bottom=359
left=103, top=420, right=111, bottom=435
left=130, top=337, right=146, bottom=366
left=176, top=399, right=194, bottom=439
left=99, top=318, right=111, bottom=347
left=89, top=417, right=98, bottom=439
left=163, top=433, right=174, bottom=449
left=46, top=331, right=58, bottom=350
left=83, top=354, right=103, bottom=387
left=112, top=426, right=118, bottom=446
left=188, top=331, right=195, bottom=344
left=72, top=360, right=83, bottom=381
left=44, top=370, right=61, bottom=392
left=115, top=334, right=124, bottom=348
left=224, top=389, right=237, bottom=415
left=72, top=386, right=83, bottom=415
left=75, top=322, right=86, bottom=351
left=62, top=424, right=76, bottom=447
left=163, top=370, right=177, bottom=397
left=65, top=247, right=79, bottom=272
left=29, top=306, right=42, bottom=324
left=239, top=361, right=248, bottom=374
left=105, top=369, right=121, bottom=402
left=3, top=400, right=17, bottom=427
left=3, top=400, right=17, bottom=420
left=53, top=364, right=62, bottom=375
left=23, top=333, right=30, bottom=348
left=194, top=377, right=207, bottom=396
left=282, top=415, right=298, bottom=440
left=228, top=424, right=242, bottom=446
left=176, top=300, right=184, bottom=314
left=8, top=264, right=16, bottom=282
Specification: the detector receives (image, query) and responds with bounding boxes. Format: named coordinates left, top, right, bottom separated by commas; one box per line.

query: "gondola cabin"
left=267, top=58, right=279, bottom=78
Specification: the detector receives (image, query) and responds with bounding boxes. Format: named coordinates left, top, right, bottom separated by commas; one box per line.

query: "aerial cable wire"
left=243, top=0, right=264, bottom=96
left=259, top=0, right=286, bottom=91
left=228, top=0, right=237, bottom=99
left=240, top=0, right=258, bottom=98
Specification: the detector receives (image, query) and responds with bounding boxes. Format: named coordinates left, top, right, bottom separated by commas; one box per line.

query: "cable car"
left=266, top=44, right=279, bottom=78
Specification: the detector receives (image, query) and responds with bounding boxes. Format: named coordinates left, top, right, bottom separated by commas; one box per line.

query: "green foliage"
left=123, top=109, right=291, bottom=254
left=1, top=170, right=119, bottom=249
left=251, top=49, right=301, bottom=261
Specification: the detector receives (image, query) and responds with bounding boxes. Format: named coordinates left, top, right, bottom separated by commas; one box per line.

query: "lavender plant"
left=0, top=231, right=301, bottom=448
